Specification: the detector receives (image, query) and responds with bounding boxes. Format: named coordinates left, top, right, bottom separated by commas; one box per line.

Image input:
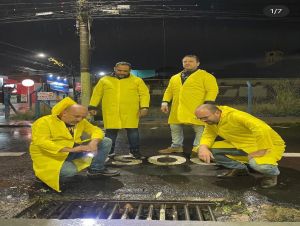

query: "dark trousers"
left=105, top=128, right=139, bottom=154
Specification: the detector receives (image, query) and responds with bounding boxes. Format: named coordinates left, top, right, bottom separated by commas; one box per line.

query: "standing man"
left=159, top=55, right=219, bottom=154
left=30, top=97, right=119, bottom=192
left=195, top=104, right=285, bottom=188
left=89, top=62, right=150, bottom=159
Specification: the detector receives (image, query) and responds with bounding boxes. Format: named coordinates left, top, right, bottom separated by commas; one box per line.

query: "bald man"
left=194, top=104, right=285, bottom=188
left=30, top=97, right=119, bottom=192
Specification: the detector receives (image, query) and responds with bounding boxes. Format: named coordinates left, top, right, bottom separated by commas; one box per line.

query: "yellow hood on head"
left=51, top=97, right=77, bottom=115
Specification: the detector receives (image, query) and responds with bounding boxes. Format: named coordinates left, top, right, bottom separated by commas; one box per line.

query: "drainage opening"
left=15, top=200, right=217, bottom=221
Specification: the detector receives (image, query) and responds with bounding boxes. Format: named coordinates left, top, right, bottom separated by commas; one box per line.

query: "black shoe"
left=87, top=168, right=120, bottom=177
left=260, top=175, right=277, bottom=188
left=131, top=151, right=146, bottom=160
left=129, top=149, right=146, bottom=160
left=217, top=168, right=249, bottom=178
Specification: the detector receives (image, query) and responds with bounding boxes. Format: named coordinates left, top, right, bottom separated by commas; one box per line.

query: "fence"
left=6, top=78, right=298, bottom=120
left=144, top=78, right=300, bottom=118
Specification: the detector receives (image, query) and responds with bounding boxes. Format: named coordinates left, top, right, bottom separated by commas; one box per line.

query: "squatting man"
left=30, top=97, right=119, bottom=192
left=195, top=104, right=285, bottom=188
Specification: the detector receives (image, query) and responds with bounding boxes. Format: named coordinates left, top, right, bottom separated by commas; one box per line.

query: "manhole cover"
left=15, top=200, right=216, bottom=221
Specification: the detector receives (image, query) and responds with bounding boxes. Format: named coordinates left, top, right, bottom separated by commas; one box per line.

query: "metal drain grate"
left=15, top=200, right=217, bottom=221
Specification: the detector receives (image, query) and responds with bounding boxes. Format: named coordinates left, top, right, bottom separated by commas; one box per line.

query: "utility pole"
left=78, top=0, right=91, bottom=106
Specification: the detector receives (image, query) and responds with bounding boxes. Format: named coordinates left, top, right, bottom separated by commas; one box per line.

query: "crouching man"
left=30, top=97, right=119, bottom=192
left=194, top=104, right=285, bottom=188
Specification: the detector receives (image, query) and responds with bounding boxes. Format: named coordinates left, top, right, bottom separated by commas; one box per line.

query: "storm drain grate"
left=15, top=200, right=217, bottom=221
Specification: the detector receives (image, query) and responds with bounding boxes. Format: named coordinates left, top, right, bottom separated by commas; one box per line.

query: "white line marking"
left=272, top=126, right=290, bottom=129
left=150, top=127, right=159, bottom=130
left=283, top=153, right=300, bottom=157
left=0, top=152, right=25, bottom=157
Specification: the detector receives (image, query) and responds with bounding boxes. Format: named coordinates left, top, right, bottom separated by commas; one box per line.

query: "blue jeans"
left=105, top=128, right=139, bottom=153
left=60, top=137, right=112, bottom=179
left=211, top=148, right=280, bottom=176
left=170, top=124, right=204, bottom=148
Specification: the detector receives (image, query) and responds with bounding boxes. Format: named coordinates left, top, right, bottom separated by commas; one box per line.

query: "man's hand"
left=161, top=103, right=169, bottom=114
left=139, top=108, right=148, bottom=117
left=89, top=110, right=97, bottom=116
left=87, top=139, right=100, bottom=152
left=60, top=145, right=91, bottom=153
left=198, top=145, right=214, bottom=163
left=72, top=145, right=91, bottom=153
left=248, top=149, right=267, bottom=160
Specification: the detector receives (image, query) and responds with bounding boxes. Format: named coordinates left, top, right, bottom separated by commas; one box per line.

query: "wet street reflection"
left=0, top=124, right=299, bottom=214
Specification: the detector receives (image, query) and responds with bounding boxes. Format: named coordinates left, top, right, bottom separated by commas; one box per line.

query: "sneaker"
left=158, top=146, right=183, bottom=154
left=260, top=175, right=277, bottom=188
left=131, top=151, right=146, bottom=160
left=87, top=168, right=120, bottom=177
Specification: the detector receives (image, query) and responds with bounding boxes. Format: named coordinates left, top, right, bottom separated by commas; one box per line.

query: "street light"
left=37, top=53, right=46, bottom=58
left=36, top=52, right=77, bottom=101
left=22, top=79, right=34, bottom=108
left=98, top=71, right=105, bottom=76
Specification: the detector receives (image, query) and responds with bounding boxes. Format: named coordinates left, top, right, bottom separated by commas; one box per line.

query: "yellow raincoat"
left=200, top=106, right=285, bottom=165
left=29, top=97, right=104, bottom=192
left=163, top=69, right=218, bottom=125
left=89, top=74, right=150, bottom=128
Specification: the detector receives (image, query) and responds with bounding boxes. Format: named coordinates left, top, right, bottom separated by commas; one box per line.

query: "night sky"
left=0, top=1, right=300, bottom=78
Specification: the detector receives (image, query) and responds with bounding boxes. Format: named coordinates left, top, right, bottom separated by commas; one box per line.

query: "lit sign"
left=37, top=92, right=57, bottom=101
left=47, top=75, right=69, bottom=93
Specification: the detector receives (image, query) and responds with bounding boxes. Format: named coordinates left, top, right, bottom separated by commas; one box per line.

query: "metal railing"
left=144, top=78, right=300, bottom=117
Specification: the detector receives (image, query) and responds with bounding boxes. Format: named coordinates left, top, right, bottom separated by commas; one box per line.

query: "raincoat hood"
left=30, top=96, right=104, bottom=192
left=51, top=97, right=77, bottom=116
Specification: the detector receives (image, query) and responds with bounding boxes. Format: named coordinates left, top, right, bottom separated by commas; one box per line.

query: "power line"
left=0, top=1, right=298, bottom=24
left=0, top=41, right=37, bottom=53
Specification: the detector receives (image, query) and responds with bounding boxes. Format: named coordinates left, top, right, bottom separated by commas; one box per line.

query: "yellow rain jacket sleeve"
left=29, top=97, right=104, bottom=192
left=200, top=106, right=285, bottom=165
left=89, top=74, right=150, bottom=129
left=162, top=69, right=218, bottom=125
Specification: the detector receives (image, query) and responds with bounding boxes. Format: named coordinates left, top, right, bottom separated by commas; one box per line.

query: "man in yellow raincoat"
left=30, top=97, right=119, bottom=192
left=89, top=62, right=150, bottom=159
left=195, top=104, right=285, bottom=188
left=159, top=55, right=218, bottom=154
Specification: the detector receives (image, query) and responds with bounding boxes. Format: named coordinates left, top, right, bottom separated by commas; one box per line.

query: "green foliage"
left=263, top=206, right=300, bottom=222
left=253, top=80, right=300, bottom=116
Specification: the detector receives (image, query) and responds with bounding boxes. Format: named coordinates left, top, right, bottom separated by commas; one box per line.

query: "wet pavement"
left=0, top=122, right=299, bottom=222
